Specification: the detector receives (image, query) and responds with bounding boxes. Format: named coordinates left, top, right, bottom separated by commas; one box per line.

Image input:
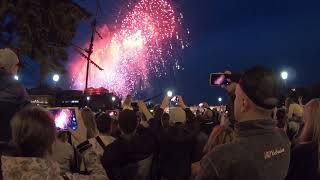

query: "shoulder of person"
left=205, top=142, right=240, bottom=164
left=199, top=143, right=239, bottom=177
left=292, top=142, right=317, bottom=155
left=76, top=140, right=93, bottom=154
left=104, top=138, right=126, bottom=152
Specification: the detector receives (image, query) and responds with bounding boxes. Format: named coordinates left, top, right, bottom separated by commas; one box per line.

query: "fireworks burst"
left=70, top=0, right=187, bottom=96
left=54, top=109, right=72, bottom=130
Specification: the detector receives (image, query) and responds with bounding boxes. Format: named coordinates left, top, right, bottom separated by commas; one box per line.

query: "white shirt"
left=50, top=140, right=74, bottom=174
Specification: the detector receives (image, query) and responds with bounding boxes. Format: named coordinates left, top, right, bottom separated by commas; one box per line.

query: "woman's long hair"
left=298, top=99, right=320, bottom=174
left=81, top=107, right=98, bottom=139
left=299, top=99, right=320, bottom=143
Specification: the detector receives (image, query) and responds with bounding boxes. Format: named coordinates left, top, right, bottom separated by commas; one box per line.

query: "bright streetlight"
left=111, top=96, right=116, bottom=102
left=53, top=74, right=60, bottom=82
left=167, top=90, right=173, bottom=98
left=218, top=97, right=223, bottom=102
left=281, top=71, right=288, bottom=80
left=86, top=96, right=91, bottom=101
left=14, top=75, right=19, bottom=81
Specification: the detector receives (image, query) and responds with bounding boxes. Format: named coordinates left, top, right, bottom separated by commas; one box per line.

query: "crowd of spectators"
left=0, top=48, right=320, bottom=180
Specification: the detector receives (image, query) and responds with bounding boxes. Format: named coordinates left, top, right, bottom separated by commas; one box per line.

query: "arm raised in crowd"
left=160, top=96, right=170, bottom=110
left=177, top=96, right=187, bottom=109
left=137, top=101, right=153, bottom=121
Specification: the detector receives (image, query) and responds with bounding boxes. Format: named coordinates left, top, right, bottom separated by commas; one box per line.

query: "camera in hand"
left=48, top=107, right=78, bottom=131
left=171, top=96, right=179, bottom=106
left=209, top=73, right=241, bottom=86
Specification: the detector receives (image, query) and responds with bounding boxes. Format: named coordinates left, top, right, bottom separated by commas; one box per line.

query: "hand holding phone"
left=209, top=73, right=241, bottom=86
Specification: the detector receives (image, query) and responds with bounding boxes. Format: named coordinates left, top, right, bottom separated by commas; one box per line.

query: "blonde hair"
left=81, top=107, right=98, bottom=139
left=203, top=125, right=234, bottom=154
left=300, top=99, right=320, bottom=143
left=11, top=107, right=56, bottom=157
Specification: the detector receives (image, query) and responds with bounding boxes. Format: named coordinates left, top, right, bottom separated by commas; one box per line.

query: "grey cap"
left=0, top=48, right=19, bottom=71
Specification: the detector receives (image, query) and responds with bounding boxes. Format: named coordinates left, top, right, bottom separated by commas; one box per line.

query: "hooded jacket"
left=196, top=119, right=290, bottom=180
left=158, top=125, right=198, bottom=180
left=102, top=128, right=156, bottom=180
left=0, top=69, right=29, bottom=142
left=0, top=69, right=29, bottom=104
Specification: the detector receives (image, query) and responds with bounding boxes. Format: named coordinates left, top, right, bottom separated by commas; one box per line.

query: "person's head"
left=11, top=107, right=56, bottom=157
left=81, top=107, right=98, bottom=139
left=169, top=107, right=187, bottom=126
left=122, top=95, right=133, bottom=110
left=223, top=71, right=237, bottom=94
left=203, top=109, right=213, bottom=120
left=118, top=109, right=138, bottom=135
left=299, top=99, right=320, bottom=143
left=96, top=113, right=113, bottom=135
left=0, top=48, right=20, bottom=75
left=185, top=108, right=195, bottom=122
left=234, top=66, right=279, bottom=122
left=275, top=108, right=287, bottom=129
left=57, top=131, right=69, bottom=143
left=285, top=96, right=299, bottom=109
left=203, top=126, right=234, bottom=154
left=161, top=113, right=170, bottom=128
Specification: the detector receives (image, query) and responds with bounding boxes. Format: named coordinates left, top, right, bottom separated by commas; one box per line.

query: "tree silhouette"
left=0, top=0, right=90, bottom=87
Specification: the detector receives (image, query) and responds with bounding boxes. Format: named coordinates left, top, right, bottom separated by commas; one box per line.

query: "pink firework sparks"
left=69, top=0, right=186, bottom=96
left=54, top=109, right=72, bottom=130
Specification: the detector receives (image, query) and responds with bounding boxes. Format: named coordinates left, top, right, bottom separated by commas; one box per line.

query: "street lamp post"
left=281, top=71, right=288, bottom=88
left=281, top=71, right=288, bottom=81
left=52, top=74, right=60, bottom=88
left=53, top=74, right=60, bottom=82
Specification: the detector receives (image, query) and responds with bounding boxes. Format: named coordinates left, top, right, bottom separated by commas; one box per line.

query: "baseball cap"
left=0, top=48, right=19, bottom=71
left=239, top=66, right=280, bottom=110
left=169, top=107, right=187, bottom=124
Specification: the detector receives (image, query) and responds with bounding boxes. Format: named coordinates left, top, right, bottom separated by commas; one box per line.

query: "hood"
left=1, top=156, right=62, bottom=179
left=0, top=69, right=11, bottom=90
left=163, top=125, right=196, bottom=143
left=0, top=69, right=29, bottom=103
left=119, top=133, right=155, bottom=163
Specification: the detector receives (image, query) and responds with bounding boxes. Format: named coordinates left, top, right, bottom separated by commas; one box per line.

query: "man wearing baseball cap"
left=196, top=66, right=290, bottom=180
left=0, top=48, right=29, bottom=142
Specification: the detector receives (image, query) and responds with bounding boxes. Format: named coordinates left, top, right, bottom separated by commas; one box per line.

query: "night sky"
left=21, top=0, right=320, bottom=105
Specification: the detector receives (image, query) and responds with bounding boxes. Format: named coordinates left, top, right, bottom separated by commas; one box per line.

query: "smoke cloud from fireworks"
left=70, top=0, right=186, bottom=96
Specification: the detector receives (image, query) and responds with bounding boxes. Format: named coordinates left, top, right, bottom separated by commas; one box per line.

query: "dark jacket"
left=102, top=128, right=156, bottom=180
left=0, top=69, right=29, bottom=142
left=158, top=125, right=198, bottom=180
left=286, top=142, right=320, bottom=180
left=196, top=119, right=290, bottom=180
